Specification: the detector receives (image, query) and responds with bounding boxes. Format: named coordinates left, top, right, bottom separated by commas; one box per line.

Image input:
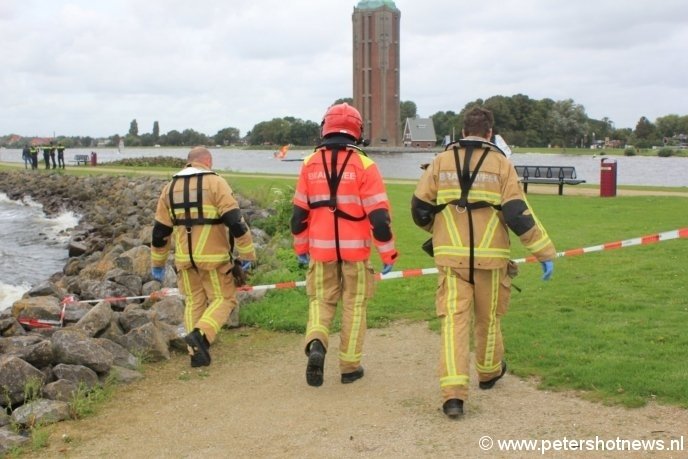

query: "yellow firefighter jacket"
left=412, top=137, right=555, bottom=270
left=152, top=162, right=255, bottom=271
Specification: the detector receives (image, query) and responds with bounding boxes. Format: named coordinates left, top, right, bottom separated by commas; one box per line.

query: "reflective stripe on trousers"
left=179, top=262, right=238, bottom=344
left=304, top=260, right=374, bottom=373
left=436, top=265, right=510, bottom=402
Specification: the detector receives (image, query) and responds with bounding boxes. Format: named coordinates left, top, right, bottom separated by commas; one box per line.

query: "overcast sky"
left=1, top=0, right=686, bottom=138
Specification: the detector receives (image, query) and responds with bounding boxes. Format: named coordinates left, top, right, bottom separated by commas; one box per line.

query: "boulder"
left=0, top=355, right=45, bottom=406
left=121, top=322, right=170, bottom=362
left=42, top=379, right=79, bottom=402
left=51, top=329, right=114, bottom=373
left=74, top=301, right=114, bottom=337
left=11, top=398, right=70, bottom=426
left=0, top=427, right=30, bottom=454
left=53, top=363, right=99, bottom=390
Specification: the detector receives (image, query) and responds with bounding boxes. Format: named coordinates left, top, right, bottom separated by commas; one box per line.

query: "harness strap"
left=431, top=145, right=499, bottom=284
left=313, top=147, right=367, bottom=261
left=168, top=174, right=223, bottom=271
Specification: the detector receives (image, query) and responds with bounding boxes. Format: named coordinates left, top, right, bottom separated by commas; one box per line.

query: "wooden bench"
left=71, top=154, right=89, bottom=166
left=514, top=165, right=586, bottom=195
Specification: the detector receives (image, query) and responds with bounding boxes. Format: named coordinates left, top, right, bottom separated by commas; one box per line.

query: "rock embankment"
left=0, top=170, right=269, bottom=452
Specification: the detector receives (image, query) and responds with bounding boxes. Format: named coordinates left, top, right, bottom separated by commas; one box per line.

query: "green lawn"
left=2, top=163, right=686, bottom=408
left=232, top=175, right=688, bottom=408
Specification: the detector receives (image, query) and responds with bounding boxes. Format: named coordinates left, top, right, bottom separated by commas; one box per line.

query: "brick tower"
left=352, top=0, right=401, bottom=147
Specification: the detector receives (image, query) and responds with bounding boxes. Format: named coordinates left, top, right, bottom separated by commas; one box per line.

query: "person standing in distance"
left=291, top=103, right=398, bottom=387
left=411, top=106, right=555, bottom=419
left=151, top=146, right=256, bottom=367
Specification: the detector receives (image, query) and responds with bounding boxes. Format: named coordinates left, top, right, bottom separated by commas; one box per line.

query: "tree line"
left=2, top=94, right=686, bottom=149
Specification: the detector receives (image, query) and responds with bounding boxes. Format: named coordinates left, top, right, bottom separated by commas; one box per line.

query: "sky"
left=1, top=0, right=686, bottom=138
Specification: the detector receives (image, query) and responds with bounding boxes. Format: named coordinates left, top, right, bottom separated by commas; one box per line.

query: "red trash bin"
left=90, top=151, right=97, bottom=166
left=600, top=157, right=617, bottom=197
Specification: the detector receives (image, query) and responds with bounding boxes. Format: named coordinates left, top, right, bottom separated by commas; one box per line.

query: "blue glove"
left=151, top=266, right=165, bottom=282
left=381, top=264, right=394, bottom=275
left=240, top=260, right=253, bottom=272
left=297, top=254, right=310, bottom=266
left=540, top=260, right=554, bottom=281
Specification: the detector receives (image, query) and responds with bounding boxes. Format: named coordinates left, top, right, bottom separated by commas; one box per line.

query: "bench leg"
left=523, top=182, right=528, bottom=194
left=558, top=183, right=564, bottom=195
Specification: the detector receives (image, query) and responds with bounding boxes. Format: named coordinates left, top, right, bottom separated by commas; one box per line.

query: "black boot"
left=442, top=399, right=464, bottom=419
left=479, top=361, right=507, bottom=390
left=306, top=339, right=326, bottom=387
left=184, top=328, right=211, bottom=367
left=341, top=367, right=364, bottom=384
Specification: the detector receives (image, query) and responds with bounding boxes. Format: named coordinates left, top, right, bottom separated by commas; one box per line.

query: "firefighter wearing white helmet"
left=291, top=103, right=399, bottom=387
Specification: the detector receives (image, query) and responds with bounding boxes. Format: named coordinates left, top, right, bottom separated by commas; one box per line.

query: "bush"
left=624, top=147, right=636, bottom=156
left=657, top=147, right=674, bottom=157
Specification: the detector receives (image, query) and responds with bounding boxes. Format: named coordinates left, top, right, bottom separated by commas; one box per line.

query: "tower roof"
left=355, top=0, right=398, bottom=11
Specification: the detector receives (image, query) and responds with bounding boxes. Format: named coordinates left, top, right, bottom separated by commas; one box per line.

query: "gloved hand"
left=297, top=253, right=310, bottom=266
left=151, top=266, right=165, bottom=282
left=540, top=260, right=554, bottom=281
left=381, top=264, right=394, bottom=275
left=240, top=260, right=253, bottom=272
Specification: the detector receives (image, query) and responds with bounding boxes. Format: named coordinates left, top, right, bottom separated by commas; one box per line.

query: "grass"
left=1, top=162, right=687, bottom=409
left=231, top=175, right=688, bottom=408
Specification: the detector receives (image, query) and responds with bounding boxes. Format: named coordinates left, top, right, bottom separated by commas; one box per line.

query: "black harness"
left=308, top=144, right=367, bottom=262
left=433, top=140, right=506, bottom=284
left=168, top=170, right=222, bottom=270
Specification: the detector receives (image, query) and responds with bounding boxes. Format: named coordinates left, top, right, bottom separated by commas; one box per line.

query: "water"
left=1, top=146, right=686, bottom=311
left=1, top=147, right=688, bottom=186
left=0, top=193, right=79, bottom=311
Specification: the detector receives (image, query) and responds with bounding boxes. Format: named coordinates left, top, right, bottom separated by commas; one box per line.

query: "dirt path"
left=28, top=322, right=687, bottom=458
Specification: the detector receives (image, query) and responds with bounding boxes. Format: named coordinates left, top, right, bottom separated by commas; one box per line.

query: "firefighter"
left=151, top=146, right=256, bottom=367
left=411, top=106, right=555, bottom=419
left=291, top=103, right=398, bottom=387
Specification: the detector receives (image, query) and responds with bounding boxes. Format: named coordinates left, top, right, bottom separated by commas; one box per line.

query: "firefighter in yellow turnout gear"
left=411, top=107, right=555, bottom=418
left=151, top=147, right=256, bottom=367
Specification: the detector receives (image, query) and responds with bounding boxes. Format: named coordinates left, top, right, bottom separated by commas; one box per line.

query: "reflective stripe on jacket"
left=152, top=162, right=255, bottom=270
left=412, top=139, right=555, bottom=269
left=292, top=146, right=396, bottom=263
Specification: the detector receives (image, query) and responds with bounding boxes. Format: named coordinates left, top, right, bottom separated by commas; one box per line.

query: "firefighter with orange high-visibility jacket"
left=291, top=103, right=398, bottom=387
left=411, top=106, right=556, bottom=419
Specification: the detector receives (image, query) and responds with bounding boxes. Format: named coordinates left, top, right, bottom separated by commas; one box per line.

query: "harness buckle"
left=455, top=204, right=467, bottom=214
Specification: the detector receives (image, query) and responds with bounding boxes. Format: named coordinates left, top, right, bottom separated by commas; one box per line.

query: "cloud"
left=1, top=0, right=686, bottom=138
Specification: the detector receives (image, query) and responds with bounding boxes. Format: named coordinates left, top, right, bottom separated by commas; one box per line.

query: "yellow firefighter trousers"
left=436, top=265, right=511, bottom=402
left=178, top=262, right=237, bottom=344
left=304, top=260, right=375, bottom=374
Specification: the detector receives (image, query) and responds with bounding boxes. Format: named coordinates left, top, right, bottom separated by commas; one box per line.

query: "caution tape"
left=18, top=228, right=687, bottom=328
left=60, top=288, right=181, bottom=305
left=18, top=288, right=181, bottom=330
left=237, top=227, right=688, bottom=292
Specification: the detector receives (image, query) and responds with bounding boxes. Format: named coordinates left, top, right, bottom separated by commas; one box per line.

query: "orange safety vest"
left=293, top=145, right=396, bottom=263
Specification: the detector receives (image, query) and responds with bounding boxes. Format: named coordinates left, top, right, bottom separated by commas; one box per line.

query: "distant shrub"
left=624, top=147, right=636, bottom=156
left=657, top=147, right=674, bottom=157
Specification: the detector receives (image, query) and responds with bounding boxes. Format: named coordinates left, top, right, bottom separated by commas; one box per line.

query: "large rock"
left=151, top=296, right=184, bottom=326
left=119, top=306, right=152, bottom=333
left=74, top=300, right=114, bottom=337
left=42, top=379, right=79, bottom=402
left=12, top=296, right=61, bottom=322
left=0, top=336, right=53, bottom=368
left=0, top=355, right=45, bottom=406
left=94, top=338, right=139, bottom=370
left=53, top=363, right=99, bottom=390
left=0, top=427, right=30, bottom=454
left=11, top=398, right=70, bottom=426
left=121, top=322, right=170, bottom=362
left=51, top=329, right=114, bottom=373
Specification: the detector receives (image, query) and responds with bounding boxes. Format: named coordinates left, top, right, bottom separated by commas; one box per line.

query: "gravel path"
left=28, top=322, right=688, bottom=458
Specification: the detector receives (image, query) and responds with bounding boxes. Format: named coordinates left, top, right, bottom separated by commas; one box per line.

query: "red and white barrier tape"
left=18, top=228, right=687, bottom=328
left=18, top=288, right=181, bottom=329
left=237, top=227, right=688, bottom=292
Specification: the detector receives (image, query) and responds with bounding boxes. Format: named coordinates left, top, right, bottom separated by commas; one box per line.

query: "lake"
left=1, top=147, right=687, bottom=187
